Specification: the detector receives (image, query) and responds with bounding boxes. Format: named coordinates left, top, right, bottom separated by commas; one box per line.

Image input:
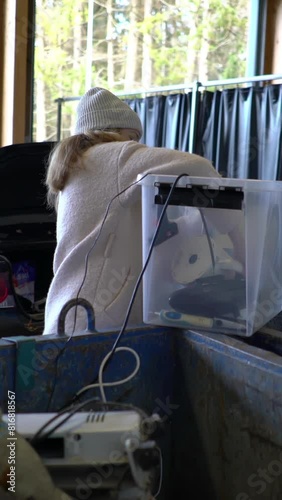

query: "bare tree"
left=124, top=0, right=139, bottom=89
left=34, top=0, right=46, bottom=141
left=141, top=0, right=152, bottom=88
left=71, top=3, right=84, bottom=132
left=106, top=0, right=114, bottom=88
left=198, top=0, right=209, bottom=82
left=33, top=0, right=249, bottom=139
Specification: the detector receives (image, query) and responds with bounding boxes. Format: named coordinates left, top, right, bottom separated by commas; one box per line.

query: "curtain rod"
left=55, top=74, right=282, bottom=103
left=201, top=73, right=282, bottom=88
left=115, top=74, right=282, bottom=95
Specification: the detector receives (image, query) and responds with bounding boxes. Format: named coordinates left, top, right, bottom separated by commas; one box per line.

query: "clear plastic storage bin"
left=139, top=174, right=282, bottom=336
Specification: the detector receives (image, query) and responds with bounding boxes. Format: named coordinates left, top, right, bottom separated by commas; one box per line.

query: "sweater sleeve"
left=117, top=141, right=221, bottom=206
left=116, top=142, right=244, bottom=257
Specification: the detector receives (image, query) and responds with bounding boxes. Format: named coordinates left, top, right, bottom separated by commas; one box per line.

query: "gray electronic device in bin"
left=138, top=174, right=282, bottom=337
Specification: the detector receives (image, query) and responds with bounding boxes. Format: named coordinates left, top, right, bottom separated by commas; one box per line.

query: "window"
left=33, top=0, right=251, bottom=141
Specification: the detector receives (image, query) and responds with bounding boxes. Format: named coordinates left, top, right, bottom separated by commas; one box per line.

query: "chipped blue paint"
left=2, top=325, right=282, bottom=499
left=0, top=340, right=16, bottom=409
left=172, top=328, right=282, bottom=499
left=0, top=326, right=174, bottom=413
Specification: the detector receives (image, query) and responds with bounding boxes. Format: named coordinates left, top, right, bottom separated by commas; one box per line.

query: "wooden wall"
left=0, top=0, right=34, bottom=146
left=265, top=0, right=282, bottom=75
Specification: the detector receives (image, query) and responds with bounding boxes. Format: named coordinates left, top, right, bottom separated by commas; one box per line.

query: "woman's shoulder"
left=82, top=141, right=217, bottom=178
left=82, top=140, right=137, bottom=162
left=117, top=141, right=214, bottom=166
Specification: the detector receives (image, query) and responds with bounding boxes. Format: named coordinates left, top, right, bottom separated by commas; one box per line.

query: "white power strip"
left=3, top=410, right=142, bottom=465
left=2, top=410, right=161, bottom=499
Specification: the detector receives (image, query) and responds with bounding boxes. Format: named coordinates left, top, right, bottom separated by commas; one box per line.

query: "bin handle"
left=57, top=298, right=96, bottom=335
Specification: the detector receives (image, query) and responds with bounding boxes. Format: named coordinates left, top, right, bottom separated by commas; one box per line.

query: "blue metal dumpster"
left=1, top=322, right=282, bottom=499
left=172, top=326, right=282, bottom=500
left=0, top=326, right=175, bottom=499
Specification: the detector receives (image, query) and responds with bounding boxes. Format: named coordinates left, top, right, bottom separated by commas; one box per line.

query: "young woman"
left=43, top=87, right=222, bottom=335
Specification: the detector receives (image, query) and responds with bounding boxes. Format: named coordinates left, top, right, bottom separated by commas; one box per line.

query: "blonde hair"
left=46, top=129, right=124, bottom=208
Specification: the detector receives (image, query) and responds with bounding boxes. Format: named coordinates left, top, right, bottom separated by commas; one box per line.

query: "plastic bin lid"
left=137, top=174, right=282, bottom=192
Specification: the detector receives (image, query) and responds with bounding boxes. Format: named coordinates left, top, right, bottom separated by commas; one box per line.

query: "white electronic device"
left=2, top=410, right=161, bottom=500
left=4, top=410, right=142, bottom=465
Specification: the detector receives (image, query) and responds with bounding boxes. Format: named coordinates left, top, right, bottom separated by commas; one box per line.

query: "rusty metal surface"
left=3, top=325, right=282, bottom=499
left=0, top=326, right=174, bottom=500
left=0, top=340, right=16, bottom=409
left=171, top=329, right=282, bottom=500
left=0, top=327, right=174, bottom=413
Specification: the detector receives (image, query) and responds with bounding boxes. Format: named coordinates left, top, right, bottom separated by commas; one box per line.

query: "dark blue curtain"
left=161, top=93, right=192, bottom=151
left=127, top=95, right=166, bottom=146
left=127, top=84, right=282, bottom=180
left=127, top=92, right=192, bottom=149
left=200, top=85, right=282, bottom=179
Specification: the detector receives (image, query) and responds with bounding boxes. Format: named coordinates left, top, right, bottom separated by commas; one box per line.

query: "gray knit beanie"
left=74, top=87, right=143, bottom=138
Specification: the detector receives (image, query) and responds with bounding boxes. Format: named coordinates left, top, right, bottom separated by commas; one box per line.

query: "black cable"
left=198, top=208, right=216, bottom=272
left=67, top=173, right=191, bottom=408
left=68, top=171, right=152, bottom=336
left=60, top=173, right=219, bottom=410
left=46, top=173, right=151, bottom=411
left=111, top=173, right=191, bottom=351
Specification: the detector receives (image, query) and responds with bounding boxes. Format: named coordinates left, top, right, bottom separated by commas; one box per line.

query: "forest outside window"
left=33, top=0, right=250, bottom=141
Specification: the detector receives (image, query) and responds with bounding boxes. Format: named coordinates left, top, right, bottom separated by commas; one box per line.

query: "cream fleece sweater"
left=43, top=141, right=220, bottom=335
